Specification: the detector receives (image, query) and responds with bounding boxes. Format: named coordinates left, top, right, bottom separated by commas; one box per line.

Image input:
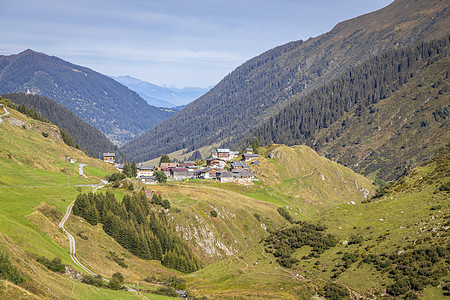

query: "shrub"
left=82, top=274, right=103, bottom=287
left=0, top=251, right=24, bottom=284
left=348, top=235, right=363, bottom=245
left=277, top=206, right=293, bottom=223
left=323, top=282, right=350, bottom=299
left=41, top=131, right=49, bottom=138
left=105, top=172, right=125, bottom=182
left=154, top=286, right=178, bottom=297
left=36, top=256, right=65, bottom=273
left=210, top=210, right=218, bottom=217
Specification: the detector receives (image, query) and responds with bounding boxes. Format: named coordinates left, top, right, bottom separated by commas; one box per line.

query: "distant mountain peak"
left=0, top=51, right=176, bottom=144
left=112, top=75, right=211, bottom=108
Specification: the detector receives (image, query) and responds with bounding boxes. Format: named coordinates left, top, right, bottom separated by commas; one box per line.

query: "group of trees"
left=0, top=251, right=23, bottom=285
left=122, top=161, right=137, bottom=178
left=251, top=35, right=449, bottom=181
left=16, top=103, right=50, bottom=123
left=72, top=191, right=199, bottom=273
left=253, top=35, right=450, bottom=148
left=363, top=245, right=449, bottom=298
left=264, top=221, right=338, bottom=268
left=36, top=256, right=65, bottom=273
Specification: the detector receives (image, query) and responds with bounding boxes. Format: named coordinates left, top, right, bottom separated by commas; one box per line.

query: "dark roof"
left=231, top=161, right=249, bottom=168
left=233, top=169, right=254, bottom=177
left=251, top=160, right=260, bottom=165
left=103, top=152, right=115, bottom=157
left=137, top=164, right=154, bottom=170
left=218, top=171, right=233, bottom=178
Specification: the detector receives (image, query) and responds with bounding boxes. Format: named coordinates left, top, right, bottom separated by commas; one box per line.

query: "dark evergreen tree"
left=159, top=154, right=171, bottom=165
left=251, top=137, right=260, bottom=154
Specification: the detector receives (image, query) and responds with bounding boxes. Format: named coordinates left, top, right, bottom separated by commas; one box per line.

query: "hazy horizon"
left=1, top=0, right=393, bottom=88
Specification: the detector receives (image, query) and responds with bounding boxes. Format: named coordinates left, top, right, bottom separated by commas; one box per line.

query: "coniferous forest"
left=251, top=34, right=449, bottom=180
left=72, top=191, right=199, bottom=273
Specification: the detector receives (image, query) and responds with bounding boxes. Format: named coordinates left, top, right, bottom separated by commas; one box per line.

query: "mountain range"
left=112, top=75, right=211, bottom=108
left=120, top=0, right=450, bottom=169
left=0, top=0, right=449, bottom=298
left=0, top=50, right=176, bottom=145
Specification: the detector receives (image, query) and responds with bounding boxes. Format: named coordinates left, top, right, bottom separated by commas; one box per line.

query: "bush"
left=323, top=282, right=350, bottom=299
left=154, top=286, right=178, bottom=297
left=41, top=131, right=49, bottom=138
left=82, top=274, right=103, bottom=287
left=0, top=251, right=24, bottom=284
left=36, top=256, right=65, bottom=273
left=277, top=207, right=293, bottom=223
left=105, top=172, right=125, bottom=182
left=348, top=235, right=363, bottom=245
left=210, top=210, right=218, bottom=217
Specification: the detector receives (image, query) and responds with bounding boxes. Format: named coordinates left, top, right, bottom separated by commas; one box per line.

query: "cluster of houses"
left=108, top=148, right=260, bottom=185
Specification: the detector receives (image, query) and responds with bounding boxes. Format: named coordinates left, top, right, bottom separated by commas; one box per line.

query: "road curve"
left=59, top=184, right=104, bottom=276
left=0, top=104, right=10, bottom=124
left=59, top=200, right=97, bottom=276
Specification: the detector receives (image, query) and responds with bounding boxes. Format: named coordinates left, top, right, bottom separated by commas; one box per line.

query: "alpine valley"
left=0, top=0, right=448, bottom=299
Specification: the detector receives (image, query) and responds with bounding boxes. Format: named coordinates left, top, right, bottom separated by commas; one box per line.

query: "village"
left=103, top=148, right=260, bottom=185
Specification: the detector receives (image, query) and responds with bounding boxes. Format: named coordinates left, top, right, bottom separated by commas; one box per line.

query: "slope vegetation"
left=0, top=105, right=178, bottom=299
left=149, top=144, right=374, bottom=267
left=2, top=93, right=124, bottom=160
left=254, top=34, right=450, bottom=181
left=122, top=0, right=450, bottom=162
left=186, top=146, right=449, bottom=299
left=0, top=50, right=175, bottom=144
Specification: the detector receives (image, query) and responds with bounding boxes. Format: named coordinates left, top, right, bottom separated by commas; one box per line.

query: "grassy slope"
left=5, top=103, right=442, bottom=299
left=0, top=108, right=177, bottom=299
left=316, top=54, right=450, bottom=181
left=186, top=146, right=449, bottom=299
left=144, top=144, right=374, bottom=298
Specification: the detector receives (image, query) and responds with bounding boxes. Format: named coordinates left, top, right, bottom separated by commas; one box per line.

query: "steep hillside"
left=186, top=146, right=449, bottom=299
left=113, top=75, right=210, bottom=108
left=0, top=50, right=175, bottom=144
left=149, top=144, right=374, bottom=267
left=122, top=0, right=450, bottom=162
left=253, top=34, right=450, bottom=181
left=1, top=93, right=124, bottom=161
left=0, top=104, right=179, bottom=299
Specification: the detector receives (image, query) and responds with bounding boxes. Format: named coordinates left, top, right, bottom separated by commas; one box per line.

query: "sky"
left=0, top=0, right=393, bottom=88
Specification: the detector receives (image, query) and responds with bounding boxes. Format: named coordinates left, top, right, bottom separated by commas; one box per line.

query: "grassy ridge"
left=185, top=146, right=449, bottom=299
left=0, top=107, right=177, bottom=299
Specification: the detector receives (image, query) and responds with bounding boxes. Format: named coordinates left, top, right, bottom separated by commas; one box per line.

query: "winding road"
left=0, top=104, right=10, bottom=124
left=58, top=184, right=104, bottom=276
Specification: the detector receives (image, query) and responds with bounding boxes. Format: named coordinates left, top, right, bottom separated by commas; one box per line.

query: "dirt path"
left=0, top=104, right=10, bottom=124
left=59, top=200, right=97, bottom=276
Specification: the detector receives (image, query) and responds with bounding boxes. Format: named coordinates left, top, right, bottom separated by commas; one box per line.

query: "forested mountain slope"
left=2, top=93, right=124, bottom=160
left=253, top=35, right=449, bottom=181
left=122, top=0, right=450, bottom=162
left=0, top=50, right=175, bottom=145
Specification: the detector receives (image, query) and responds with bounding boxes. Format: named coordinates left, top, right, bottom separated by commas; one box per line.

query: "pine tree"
left=131, top=160, right=137, bottom=177
left=159, top=154, right=171, bottom=166
left=251, top=137, right=260, bottom=154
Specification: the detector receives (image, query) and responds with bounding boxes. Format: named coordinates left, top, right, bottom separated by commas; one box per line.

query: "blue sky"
left=0, top=0, right=393, bottom=88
